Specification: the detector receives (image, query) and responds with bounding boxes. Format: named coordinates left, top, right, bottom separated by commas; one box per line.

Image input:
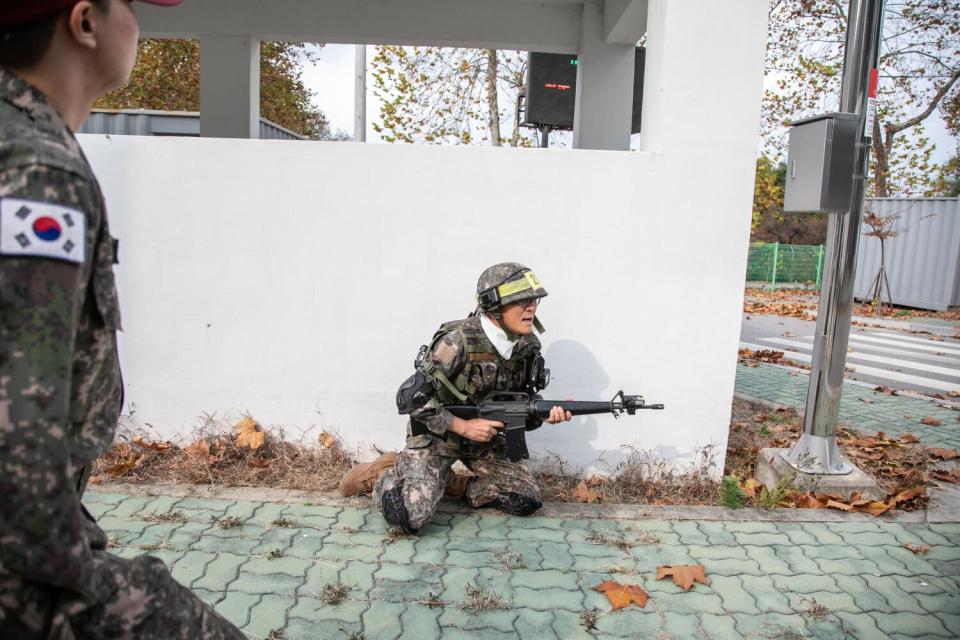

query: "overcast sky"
left=303, top=44, right=956, bottom=164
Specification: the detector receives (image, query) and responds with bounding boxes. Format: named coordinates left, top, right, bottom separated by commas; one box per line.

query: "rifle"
left=444, top=390, right=664, bottom=462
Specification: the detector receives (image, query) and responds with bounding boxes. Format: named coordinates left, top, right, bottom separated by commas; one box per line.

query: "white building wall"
left=79, top=0, right=768, bottom=475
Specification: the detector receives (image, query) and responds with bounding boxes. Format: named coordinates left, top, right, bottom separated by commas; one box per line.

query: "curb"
left=88, top=481, right=956, bottom=524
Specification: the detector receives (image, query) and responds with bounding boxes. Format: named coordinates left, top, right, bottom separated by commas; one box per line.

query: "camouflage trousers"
left=0, top=515, right=244, bottom=639
left=372, top=437, right=541, bottom=531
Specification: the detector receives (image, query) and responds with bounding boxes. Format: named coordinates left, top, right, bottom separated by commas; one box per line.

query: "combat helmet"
left=476, top=262, right=548, bottom=333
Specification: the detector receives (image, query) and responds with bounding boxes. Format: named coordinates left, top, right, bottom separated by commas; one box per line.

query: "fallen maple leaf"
left=795, top=493, right=826, bottom=509
left=825, top=499, right=854, bottom=512
left=898, top=433, right=920, bottom=443
left=185, top=440, right=210, bottom=458
left=132, top=436, right=171, bottom=451
left=931, top=469, right=960, bottom=484
left=928, top=448, right=959, bottom=460
left=106, top=455, right=140, bottom=477
left=574, top=480, right=601, bottom=503
left=920, top=417, right=942, bottom=427
left=318, top=432, right=337, bottom=448
left=740, top=478, right=763, bottom=499
left=903, top=543, right=930, bottom=556
left=235, top=416, right=265, bottom=449
left=656, top=565, right=709, bottom=591
left=888, top=486, right=925, bottom=508
left=592, top=580, right=649, bottom=610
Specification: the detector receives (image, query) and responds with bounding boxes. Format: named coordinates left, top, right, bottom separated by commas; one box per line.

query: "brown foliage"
left=655, top=565, right=709, bottom=591
left=592, top=581, right=649, bottom=610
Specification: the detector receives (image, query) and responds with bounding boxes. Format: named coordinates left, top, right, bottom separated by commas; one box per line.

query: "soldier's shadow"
left=526, top=339, right=630, bottom=475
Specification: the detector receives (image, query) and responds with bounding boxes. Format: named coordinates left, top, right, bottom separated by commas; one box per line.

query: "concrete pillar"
left=199, top=34, right=260, bottom=138
left=572, top=1, right=635, bottom=150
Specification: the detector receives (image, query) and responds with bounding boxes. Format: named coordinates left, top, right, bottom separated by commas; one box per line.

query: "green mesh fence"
left=746, top=243, right=824, bottom=289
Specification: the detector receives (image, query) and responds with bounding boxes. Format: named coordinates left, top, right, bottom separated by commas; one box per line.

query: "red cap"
left=1, top=1, right=181, bottom=30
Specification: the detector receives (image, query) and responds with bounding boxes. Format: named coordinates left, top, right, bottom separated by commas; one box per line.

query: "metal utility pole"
left=354, top=44, right=367, bottom=142
left=783, top=0, right=885, bottom=474
left=539, top=125, right=551, bottom=148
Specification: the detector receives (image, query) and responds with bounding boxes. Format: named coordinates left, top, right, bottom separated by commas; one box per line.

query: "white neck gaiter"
left=480, top=313, right=517, bottom=360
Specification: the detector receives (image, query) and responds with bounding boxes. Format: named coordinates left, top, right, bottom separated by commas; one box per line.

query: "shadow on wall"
left=528, top=339, right=628, bottom=474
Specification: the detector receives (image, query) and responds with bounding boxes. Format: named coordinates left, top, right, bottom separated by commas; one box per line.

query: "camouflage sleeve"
left=0, top=165, right=103, bottom=599
left=410, top=330, right=467, bottom=436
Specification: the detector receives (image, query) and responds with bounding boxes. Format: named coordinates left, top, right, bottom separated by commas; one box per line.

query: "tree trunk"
left=485, top=49, right=501, bottom=147
left=871, top=118, right=890, bottom=197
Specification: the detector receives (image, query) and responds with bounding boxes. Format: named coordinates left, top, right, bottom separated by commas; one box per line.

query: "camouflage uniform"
left=0, top=67, right=243, bottom=639
left=373, top=314, right=544, bottom=532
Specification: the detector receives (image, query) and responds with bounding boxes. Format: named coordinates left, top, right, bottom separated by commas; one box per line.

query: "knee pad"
left=381, top=487, right=418, bottom=534
left=494, top=491, right=542, bottom=517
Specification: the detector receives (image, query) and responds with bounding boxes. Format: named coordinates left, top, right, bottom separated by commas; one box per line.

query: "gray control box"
left=783, top=112, right=859, bottom=213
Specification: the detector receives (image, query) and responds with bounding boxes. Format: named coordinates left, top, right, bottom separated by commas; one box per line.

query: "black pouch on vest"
left=396, top=370, right=433, bottom=415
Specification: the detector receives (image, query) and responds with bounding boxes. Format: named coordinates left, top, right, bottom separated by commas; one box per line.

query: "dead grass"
left=459, top=583, right=511, bottom=615
left=140, top=511, right=187, bottom=524
left=745, top=287, right=960, bottom=322
left=580, top=608, right=601, bottom=630
left=91, top=413, right=355, bottom=493
left=536, top=444, right=721, bottom=506
left=214, top=516, right=243, bottom=529
left=318, top=582, right=351, bottom=605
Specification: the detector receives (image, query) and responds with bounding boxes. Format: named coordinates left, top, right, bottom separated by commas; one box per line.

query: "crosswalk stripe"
left=849, top=334, right=960, bottom=357
left=761, top=337, right=960, bottom=378
left=739, top=341, right=960, bottom=393
left=869, top=330, right=960, bottom=347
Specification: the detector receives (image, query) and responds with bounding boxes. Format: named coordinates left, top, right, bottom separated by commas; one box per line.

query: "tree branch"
left=887, top=66, right=960, bottom=135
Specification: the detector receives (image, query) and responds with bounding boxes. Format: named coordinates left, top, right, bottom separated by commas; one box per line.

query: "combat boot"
left=339, top=452, right=397, bottom=497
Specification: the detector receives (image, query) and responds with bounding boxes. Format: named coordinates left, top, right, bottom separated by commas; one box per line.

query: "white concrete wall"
left=80, top=0, right=767, bottom=475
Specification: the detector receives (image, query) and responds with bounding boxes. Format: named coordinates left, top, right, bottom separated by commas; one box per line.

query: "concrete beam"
left=135, top=0, right=583, bottom=53
left=199, top=35, right=260, bottom=138
left=573, top=2, right=634, bottom=150
left=603, top=0, right=648, bottom=44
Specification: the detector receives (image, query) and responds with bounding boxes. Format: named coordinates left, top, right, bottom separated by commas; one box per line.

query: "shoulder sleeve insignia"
left=1, top=197, right=86, bottom=264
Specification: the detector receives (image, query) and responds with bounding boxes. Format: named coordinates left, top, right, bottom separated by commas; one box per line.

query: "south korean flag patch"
left=1, top=197, right=86, bottom=265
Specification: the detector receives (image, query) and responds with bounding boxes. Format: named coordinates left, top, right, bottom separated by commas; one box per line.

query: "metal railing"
left=746, top=242, right=825, bottom=290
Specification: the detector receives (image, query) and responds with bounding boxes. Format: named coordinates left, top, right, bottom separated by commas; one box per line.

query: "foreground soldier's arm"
left=0, top=163, right=116, bottom=601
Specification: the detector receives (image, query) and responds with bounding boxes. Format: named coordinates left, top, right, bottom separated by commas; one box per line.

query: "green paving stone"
left=733, top=612, right=809, bottom=639
left=165, top=521, right=211, bottom=549
left=646, top=589, right=725, bottom=616
left=810, top=555, right=883, bottom=577
left=438, top=607, right=517, bottom=633
left=568, top=540, right=630, bottom=559
left=927, top=543, right=960, bottom=562
left=398, top=603, right=442, bottom=640
left=513, top=609, right=556, bottom=640
left=504, top=541, right=542, bottom=570
left=513, top=586, right=582, bottom=612
left=244, top=594, right=294, bottom=639
left=689, top=557, right=762, bottom=578
left=446, top=549, right=497, bottom=569
left=593, top=608, right=661, bottom=637
left=551, top=609, right=598, bottom=640
left=376, top=562, right=432, bottom=582
left=380, top=537, right=416, bottom=564
left=134, top=495, right=183, bottom=516
left=935, top=613, right=960, bottom=637
left=193, top=552, right=247, bottom=592
left=283, top=502, right=341, bottom=519
left=858, top=545, right=913, bottom=576
left=770, top=574, right=841, bottom=594
left=672, top=521, right=710, bottom=546
left=287, top=596, right=367, bottom=624
left=82, top=500, right=117, bottom=519
left=324, top=530, right=384, bottom=548
left=833, top=574, right=892, bottom=613
left=800, top=523, right=846, bottom=545
left=412, top=535, right=449, bottom=565
left=362, top=600, right=405, bottom=640
left=285, top=530, right=327, bottom=558
left=802, top=617, right=853, bottom=640
left=129, top=522, right=183, bottom=547
left=231, top=568, right=304, bottom=596
left=914, top=592, right=960, bottom=615
left=474, top=520, right=512, bottom=540
left=507, top=526, right=567, bottom=543
left=192, top=531, right=261, bottom=556
left=213, top=590, right=259, bottom=628
left=335, top=507, right=368, bottom=531
left=538, top=541, right=575, bottom=571
left=190, top=587, right=223, bottom=606
left=708, top=575, right=759, bottom=614
left=372, top=577, right=444, bottom=604
left=243, top=555, right=311, bottom=577
left=732, top=531, right=792, bottom=547
left=696, top=521, right=739, bottom=546
left=737, top=574, right=794, bottom=615
left=571, top=553, right=630, bottom=574
left=170, top=550, right=216, bottom=587
left=662, top=610, right=709, bottom=639
left=840, top=529, right=902, bottom=547
left=447, top=514, right=481, bottom=538
left=446, top=537, right=503, bottom=553
left=740, top=544, right=793, bottom=576
left=832, top=611, right=886, bottom=639
left=285, top=617, right=363, bottom=640
left=340, top=560, right=380, bottom=592
left=785, top=589, right=859, bottom=614
left=885, top=546, right=943, bottom=574
left=95, top=516, right=152, bottom=537
left=799, top=543, right=863, bottom=561
left=319, top=542, right=382, bottom=563
left=687, top=544, right=750, bottom=562
left=511, top=515, right=564, bottom=530
left=249, top=502, right=287, bottom=525
left=631, top=545, right=700, bottom=572
left=85, top=491, right=127, bottom=504
left=697, top=613, right=744, bottom=639
left=141, top=548, right=185, bottom=568
left=219, top=499, right=261, bottom=520
left=299, top=559, right=345, bottom=595
left=439, top=566, right=479, bottom=601
left=174, top=496, right=234, bottom=512
left=873, top=611, right=953, bottom=638
left=862, top=575, right=928, bottom=614
left=103, top=495, right=155, bottom=518
left=722, top=521, right=781, bottom=534
left=109, top=546, right=141, bottom=559
left=767, top=545, right=822, bottom=575
left=510, top=568, right=578, bottom=591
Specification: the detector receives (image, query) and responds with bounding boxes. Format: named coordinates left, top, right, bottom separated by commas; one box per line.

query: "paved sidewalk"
left=735, top=363, right=960, bottom=449
left=86, top=486, right=960, bottom=640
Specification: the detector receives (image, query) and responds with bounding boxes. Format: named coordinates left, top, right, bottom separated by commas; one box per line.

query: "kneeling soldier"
left=340, top=263, right=572, bottom=532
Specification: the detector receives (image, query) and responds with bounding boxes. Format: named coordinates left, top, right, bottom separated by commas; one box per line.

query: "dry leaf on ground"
left=932, top=469, right=960, bottom=484
left=318, top=432, right=337, bottom=448
left=904, top=543, right=930, bottom=556
left=234, top=416, right=265, bottom=449
left=574, top=480, right=601, bottom=503
left=132, top=436, right=171, bottom=451
left=928, top=448, right=959, bottom=460
left=948, top=390, right=960, bottom=398
left=920, top=417, right=942, bottom=427
left=185, top=440, right=211, bottom=458
left=656, top=565, right=709, bottom=591
left=898, top=433, right=920, bottom=443
left=592, top=580, right=649, bottom=610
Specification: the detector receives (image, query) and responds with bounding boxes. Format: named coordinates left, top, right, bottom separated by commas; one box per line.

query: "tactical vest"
left=420, top=315, right=539, bottom=405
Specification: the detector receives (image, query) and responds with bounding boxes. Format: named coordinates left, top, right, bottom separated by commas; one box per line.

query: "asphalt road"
left=740, top=313, right=960, bottom=398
